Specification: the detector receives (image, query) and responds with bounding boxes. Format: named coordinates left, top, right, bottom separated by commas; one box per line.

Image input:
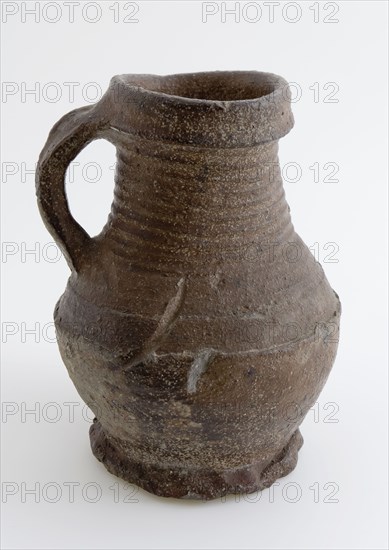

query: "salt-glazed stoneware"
left=36, top=71, right=341, bottom=500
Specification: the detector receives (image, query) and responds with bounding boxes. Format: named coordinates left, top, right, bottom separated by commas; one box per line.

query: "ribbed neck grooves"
left=102, top=136, right=293, bottom=272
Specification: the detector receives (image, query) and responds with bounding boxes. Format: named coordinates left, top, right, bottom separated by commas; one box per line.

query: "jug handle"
left=36, top=105, right=106, bottom=273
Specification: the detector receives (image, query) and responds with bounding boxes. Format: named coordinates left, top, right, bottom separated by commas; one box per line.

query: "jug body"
left=36, top=71, right=340, bottom=499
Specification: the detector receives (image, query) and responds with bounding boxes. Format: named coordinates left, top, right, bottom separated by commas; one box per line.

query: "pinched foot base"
left=90, top=419, right=303, bottom=500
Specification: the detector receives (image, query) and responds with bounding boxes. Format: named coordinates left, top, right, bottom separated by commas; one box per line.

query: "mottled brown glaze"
left=36, top=71, right=340, bottom=500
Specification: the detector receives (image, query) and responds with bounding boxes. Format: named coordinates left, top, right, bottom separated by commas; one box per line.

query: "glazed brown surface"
left=36, top=71, right=340, bottom=500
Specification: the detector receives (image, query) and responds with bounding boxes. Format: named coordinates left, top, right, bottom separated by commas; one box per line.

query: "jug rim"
left=102, top=70, right=294, bottom=147
left=112, top=70, right=290, bottom=108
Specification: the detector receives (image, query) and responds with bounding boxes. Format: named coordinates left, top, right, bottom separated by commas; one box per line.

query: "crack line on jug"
left=124, top=276, right=186, bottom=369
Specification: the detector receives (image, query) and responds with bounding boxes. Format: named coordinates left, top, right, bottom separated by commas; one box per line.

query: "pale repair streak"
left=187, top=349, right=215, bottom=394
left=125, top=276, right=186, bottom=369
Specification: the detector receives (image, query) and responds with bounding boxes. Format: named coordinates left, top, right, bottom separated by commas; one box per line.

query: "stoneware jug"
left=36, top=71, right=341, bottom=500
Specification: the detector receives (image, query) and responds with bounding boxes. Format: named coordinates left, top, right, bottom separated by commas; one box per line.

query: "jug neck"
left=102, top=135, right=292, bottom=273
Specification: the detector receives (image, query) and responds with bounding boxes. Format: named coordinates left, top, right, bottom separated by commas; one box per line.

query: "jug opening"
left=120, top=71, right=280, bottom=103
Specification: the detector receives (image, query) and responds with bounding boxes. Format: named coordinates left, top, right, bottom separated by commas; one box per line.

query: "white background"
left=1, top=1, right=388, bottom=549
